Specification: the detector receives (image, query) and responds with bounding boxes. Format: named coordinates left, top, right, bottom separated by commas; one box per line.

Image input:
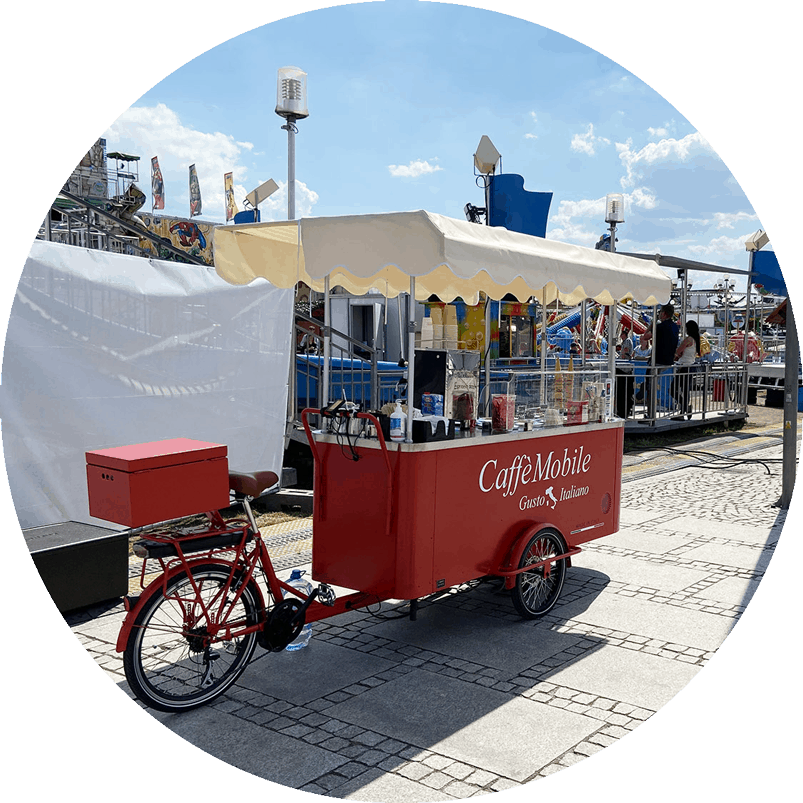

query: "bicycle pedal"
left=317, top=583, right=336, bottom=606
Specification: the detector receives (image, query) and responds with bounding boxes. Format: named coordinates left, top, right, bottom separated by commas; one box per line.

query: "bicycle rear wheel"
left=123, top=563, right=262, bottom=713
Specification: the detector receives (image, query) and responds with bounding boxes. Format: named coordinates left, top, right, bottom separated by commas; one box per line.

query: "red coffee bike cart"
left=302, top=409, right=623, bottom=619
left=91, top=210, right=670, bottom=712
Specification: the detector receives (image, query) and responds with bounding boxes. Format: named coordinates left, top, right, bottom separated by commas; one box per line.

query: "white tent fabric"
left=214, top=210, right=672, bottom=305
left=2, top=240, right=294, bottom=529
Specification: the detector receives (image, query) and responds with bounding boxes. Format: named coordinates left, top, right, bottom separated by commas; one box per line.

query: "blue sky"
left=103, top=1, right=761, bottom=291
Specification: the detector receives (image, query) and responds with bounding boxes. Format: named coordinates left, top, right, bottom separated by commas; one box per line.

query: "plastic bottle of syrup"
left=285, top=569, right=312, bottom=651
left=390, top=400, right=406, bottom=442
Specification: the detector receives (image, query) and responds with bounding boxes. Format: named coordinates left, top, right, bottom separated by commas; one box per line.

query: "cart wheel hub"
left=185, top=626, right=211, bottom=653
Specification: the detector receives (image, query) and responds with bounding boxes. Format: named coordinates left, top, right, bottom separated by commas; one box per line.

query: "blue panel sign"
left=751, top=250, right=786, bottom=296
left=488, top=174, right=552, bottom=238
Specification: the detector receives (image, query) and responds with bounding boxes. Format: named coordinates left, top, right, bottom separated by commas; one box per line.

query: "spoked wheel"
left=123, top=563, right=262, bottom=713
left=511, top=528, right=567, bottom=619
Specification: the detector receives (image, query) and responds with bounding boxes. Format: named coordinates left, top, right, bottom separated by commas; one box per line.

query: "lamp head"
left=605, top=193, right=625, bottom=224
left=276, top=66, right=308, bottom=120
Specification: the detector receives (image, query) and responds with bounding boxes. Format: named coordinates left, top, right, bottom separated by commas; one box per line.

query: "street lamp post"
left=275, top=66, right=309, bottom=221
left=605, top=194, right=625, bottom=417
left=276, top=67, right=318, bottom=399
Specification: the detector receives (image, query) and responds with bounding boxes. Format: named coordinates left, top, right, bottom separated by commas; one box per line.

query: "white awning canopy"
left=214, top=209, right=672, bottom=306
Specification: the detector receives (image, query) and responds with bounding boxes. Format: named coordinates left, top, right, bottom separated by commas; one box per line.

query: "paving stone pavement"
left=59, top=429, right=798, bottom=802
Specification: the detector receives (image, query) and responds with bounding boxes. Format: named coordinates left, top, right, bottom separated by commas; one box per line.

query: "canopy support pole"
left=741, top=260, right=752, bottom=408
left=607, top=303, right=616, bottom=418
left=407, top=277, right=416, bottom=442
left=484, top=294, right=491, bottom=415
left=580, top=299, right=587, bottom=368
left=540, top=294, right=547, bottom=407
left=650, top=304, right=658, bottom=419
left=323, top=275, right=331, bottom=407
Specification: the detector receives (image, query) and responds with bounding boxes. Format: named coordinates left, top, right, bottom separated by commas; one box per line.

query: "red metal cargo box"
left=86, top=438, right=229, bottom=528
left=311, top=422, right=623, bottom=601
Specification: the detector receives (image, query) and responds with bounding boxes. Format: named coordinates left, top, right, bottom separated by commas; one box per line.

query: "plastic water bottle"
left=390, top=400, right=406, bottom=442
left=285, top=569, right=312, bottom=651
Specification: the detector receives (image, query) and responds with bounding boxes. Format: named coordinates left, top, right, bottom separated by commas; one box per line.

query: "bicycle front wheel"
left=123, top=563, right=261, bottom=713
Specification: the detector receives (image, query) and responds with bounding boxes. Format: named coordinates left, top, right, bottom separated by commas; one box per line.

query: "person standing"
left=672, top=320, right=702, bottom=417
left=640, top=303, right=679, bottom=416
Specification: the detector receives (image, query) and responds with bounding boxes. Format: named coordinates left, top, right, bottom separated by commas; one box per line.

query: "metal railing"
left=623, top=361, right=748, bottom=425
left=290, top=310, right=406, bottom=425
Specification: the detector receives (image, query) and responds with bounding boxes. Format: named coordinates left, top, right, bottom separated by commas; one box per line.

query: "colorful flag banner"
left=189, top=164, right=202, bottom=217
left=224, top=172, right=238, bottom=221
left=151, top=157, right=165, bottom=210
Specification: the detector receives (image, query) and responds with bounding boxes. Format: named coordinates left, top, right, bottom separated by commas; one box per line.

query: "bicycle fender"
left=115, top=559, right=255, bottom=652
left=498, top=522, right=567, bottom=589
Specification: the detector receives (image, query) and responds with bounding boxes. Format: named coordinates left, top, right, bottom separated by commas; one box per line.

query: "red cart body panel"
left=86, top=438, right=229, bottom=528
left=311, top=422, right=623, bottom=600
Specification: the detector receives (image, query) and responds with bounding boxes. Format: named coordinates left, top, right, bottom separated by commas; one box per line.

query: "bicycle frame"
left=116, top=499, right=387, bottom=654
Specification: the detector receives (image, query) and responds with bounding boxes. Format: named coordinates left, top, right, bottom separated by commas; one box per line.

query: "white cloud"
left=617, top=131, right=715, bottom=187
left=713, top=211, right=759, bottom=229
left=104, top=103, right=264, bottom=221
left=628, top=187, right=658, bottom=211
left=388, top=159, right=443, bottom=178
left=570, top=124, right=610, bottom=157
left=648, top=126, right=668, bottom=137
left=524, top=111, right=538, bottom=140
left=687, top=232, right=756, bottom=262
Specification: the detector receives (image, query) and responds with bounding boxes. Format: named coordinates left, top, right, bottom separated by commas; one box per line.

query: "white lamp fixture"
left=605, top=193, right=625, bottom=224
left=275, top=66, right=309, bottom=120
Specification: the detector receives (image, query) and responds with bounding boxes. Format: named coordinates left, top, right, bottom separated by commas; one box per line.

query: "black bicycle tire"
left=511, top=528, right=568, bottom=619
left=123, top=563, right=261, bottom=713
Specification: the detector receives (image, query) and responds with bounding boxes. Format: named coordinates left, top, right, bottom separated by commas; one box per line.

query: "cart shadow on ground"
left=723, top=506, right=785, bottom=638
left=122, top=569, right=615, bottom=795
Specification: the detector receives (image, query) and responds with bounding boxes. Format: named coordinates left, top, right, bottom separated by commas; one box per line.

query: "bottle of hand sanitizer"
left=390, top=400, right=405, bottom=442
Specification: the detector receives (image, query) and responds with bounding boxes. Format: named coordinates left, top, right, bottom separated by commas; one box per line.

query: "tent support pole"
left=540, top=294, right=547, bottom=407
left=484, top=293, right=491, bottom=416
left=407, top=277, right=416, bottom=442
left=741, top=259, right=752, bottom=408
left=580, top=299, right=587, bottom=368
left=607, top=302, right=616, bottom=418
left=323, top=275, right=331, bottom=407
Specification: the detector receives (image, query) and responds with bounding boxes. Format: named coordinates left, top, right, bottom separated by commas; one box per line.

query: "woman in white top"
left=671, top=320, right=701, bottom=416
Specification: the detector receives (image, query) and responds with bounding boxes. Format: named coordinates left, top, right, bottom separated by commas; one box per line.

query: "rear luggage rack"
left=133, top=529, right=253, bottom=559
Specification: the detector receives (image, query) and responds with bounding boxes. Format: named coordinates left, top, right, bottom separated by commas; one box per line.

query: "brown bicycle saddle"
left=228, top=470, right=279, bottom=498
